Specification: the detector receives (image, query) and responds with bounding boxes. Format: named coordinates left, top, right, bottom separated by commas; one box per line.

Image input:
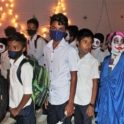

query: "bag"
left=27, top=35, right=47, bottom=48
left=0, top=75, right=9, bottom=121
left=17, top=57, right=49, bottom=106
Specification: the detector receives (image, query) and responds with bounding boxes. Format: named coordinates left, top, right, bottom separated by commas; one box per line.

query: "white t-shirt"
left=27, top=34, right=46, bottom=66
left=0, top=50, right=10, bottom=79
left=9, top=54, right=33, bottom=108
left=69, top=40, right=78, bottom=52
left=74, top=53, right=99, bottom=105
left=44, top=38, right=78, bottom=105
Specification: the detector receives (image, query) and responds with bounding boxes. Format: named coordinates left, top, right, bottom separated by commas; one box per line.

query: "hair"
left=67, top=25, right=78, bottom=39
left=7, top=32, right=27, bottom=47
left=4, top=26, right=16, bottom=37
left=27, top=18, right=39, bottom=29
left=94, top=33, right=104, bottom=43
left=50, top=13, right=68, bottom=29
left=0, top=38, right=8, bottom=46
left=77, top=28, right=94, bottom=43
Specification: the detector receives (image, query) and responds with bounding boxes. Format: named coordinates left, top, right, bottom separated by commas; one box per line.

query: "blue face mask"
left=50, top=30, right=66, bottom=42
left=8, top=50, right=22, bottom=60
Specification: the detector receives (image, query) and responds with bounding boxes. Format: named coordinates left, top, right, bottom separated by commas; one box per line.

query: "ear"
left=76, top=40, right=79, bottom=46
left=108, top=43, right=111, bottom=48
left=22, top=47, right=26, bottom=52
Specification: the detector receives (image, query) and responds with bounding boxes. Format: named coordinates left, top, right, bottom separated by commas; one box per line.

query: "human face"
left=111, top=35, right=124, bottom=53
left=79, top=37, right=92, bottom=54
left=50, top=21, right=66, bottom=42
left=27, top=23, right=37, bottom=36
left=7, top=40, right=25, bottom=52
left=50, top=21, right=66, bottom=31
left=92, top=38, right=100, bottom=49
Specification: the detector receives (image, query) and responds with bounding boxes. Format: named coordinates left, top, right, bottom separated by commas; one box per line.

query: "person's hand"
left=86, top=105, right=94, bottom=117
left=44, top=98, right=48, bottom=109
left=10, top=108, right=19, bottom=117
left=64, top=102, right=74, bottom=117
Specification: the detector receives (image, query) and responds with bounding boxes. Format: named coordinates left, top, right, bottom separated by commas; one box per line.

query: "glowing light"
left=2, top=0, right=5, bottom=2
left=15, top=15, right=18, bottom=18
left=10, top=4, right=14, bottom=8
left=14, top=23, right=18, bottom=27
left=6, top=3, right=9, bottom=7
left=0, top=23, right=2, bottom=26
left=0, top=7, right=3, bottom=11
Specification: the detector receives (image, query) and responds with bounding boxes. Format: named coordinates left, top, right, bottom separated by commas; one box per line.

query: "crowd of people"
left=0, top=13, right=124, bottom=124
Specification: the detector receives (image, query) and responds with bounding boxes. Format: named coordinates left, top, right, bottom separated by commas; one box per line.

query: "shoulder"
left=88, top=53, right=99, bottom=65
left=21, top=61, right=33, bottom=71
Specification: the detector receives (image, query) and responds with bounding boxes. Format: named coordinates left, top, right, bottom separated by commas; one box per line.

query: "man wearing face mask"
left=26, top=18, right=46, bottom=66
left=43, top=13, right=77, bottom=124
left=95, top=31, right=124, bottom=124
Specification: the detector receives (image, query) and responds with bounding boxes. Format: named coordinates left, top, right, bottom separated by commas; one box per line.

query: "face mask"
left=111, top=35, right=124, bottom=56
left=92, top=38, right=101, bottom=49
left=50, top=30, right=66, bottom=42
left=78, top=47, right=86, bottom=56
left=27, top=29, right=36, bottom=36
left=8, top=50, right=22, bottom=59
left=65, top=31, right=70, bottom=41
left=0, top=43, right=5, bottom=53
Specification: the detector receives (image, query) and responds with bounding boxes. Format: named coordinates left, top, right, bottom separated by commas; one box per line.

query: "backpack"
left=0, top=75, right=9, bottom=121
left=17, top=57, right=49, bottom=106
left=27, top=35, right=47, bottom=49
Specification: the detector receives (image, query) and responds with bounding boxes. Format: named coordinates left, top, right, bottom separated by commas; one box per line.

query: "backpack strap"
left=34, top=35, right=41, bottom=49
left=17, top=59, right=28, bottom=85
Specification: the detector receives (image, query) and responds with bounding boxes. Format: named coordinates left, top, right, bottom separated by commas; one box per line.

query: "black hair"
left=50, top=13, right=68, bottom=29
left=27, top=18, right=39, bottom=29
left=7, top=32, right=27, bottom=47
left=4, top=26, right=16, bottom=37
left=67, top=25, right=78, bottom=39
left=94, top=33, right=104, bottom=43
left=0, top=38, right=7, bottom=46
left=77, top=28, right=94, bottom=43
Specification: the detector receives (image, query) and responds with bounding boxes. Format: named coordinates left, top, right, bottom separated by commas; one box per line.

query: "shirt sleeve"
left=21, top=63, right=33, bottom=94
left=68, top=48, right=78, bottom=71
left=90, top=60, right=99, bottom=79
left=33, top=38, right=46, bottom=61
left=4, top=55, right=10, bottom=70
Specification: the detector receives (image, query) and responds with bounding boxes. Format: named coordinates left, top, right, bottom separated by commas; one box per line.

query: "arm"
left=65, top=71, right=77, bottom=117
left=64, top=49, right=78, bottom=117
left=33, top=38, right=46, bottom=61
left=86, top=79, right=98, bottom=117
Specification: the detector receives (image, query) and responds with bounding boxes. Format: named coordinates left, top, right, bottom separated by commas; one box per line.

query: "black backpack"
left=0, top=75, right=9, bottom=121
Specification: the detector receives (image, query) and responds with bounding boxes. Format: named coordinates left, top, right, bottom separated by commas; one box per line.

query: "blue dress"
left=95, top=53, right=124, bottom=124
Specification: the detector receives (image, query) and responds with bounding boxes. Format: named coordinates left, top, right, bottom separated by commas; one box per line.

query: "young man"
left=96, top=31, right=124, bottom=124
left=44, top=13, right=77, bottom=124
left=7, top=32, right=36, bottom=124
left=27, top=18, right=46, bottom=66
left=74, top=29, right=99, bottom=124
left=65, top=25, right=78, bottom=51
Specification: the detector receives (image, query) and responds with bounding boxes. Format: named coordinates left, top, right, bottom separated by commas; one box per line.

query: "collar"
left=28, top=34, right=37, bottom=41
left=10, top=54, right=25, bottom=67
left=78, top=52, right=91, bottom=60
left=47, top=38, right=67, bottom=50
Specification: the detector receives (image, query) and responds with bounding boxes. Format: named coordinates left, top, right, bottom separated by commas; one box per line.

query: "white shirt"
left=44, top=38, right=78, bottom=105
left=69, top=40, right=78, bottom=51
left=97, top=49, right=110, bottom=64
left=27, top=34, right=46, bottom=66
left=0, top=50, right=10, bottom=79
left=74, top=53, right=99, bottom=105
left=91, top=47, right=103, bottom=64
left=9, top=54, right=33, bottom=108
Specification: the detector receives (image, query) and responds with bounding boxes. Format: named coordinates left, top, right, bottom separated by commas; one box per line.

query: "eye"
left=121, top=39, right=124, bottom=44
left=114, top=38, right=119, bottom=44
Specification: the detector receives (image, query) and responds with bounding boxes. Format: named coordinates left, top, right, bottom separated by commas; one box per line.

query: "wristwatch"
left=89, top=103, right=95, bottom=108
